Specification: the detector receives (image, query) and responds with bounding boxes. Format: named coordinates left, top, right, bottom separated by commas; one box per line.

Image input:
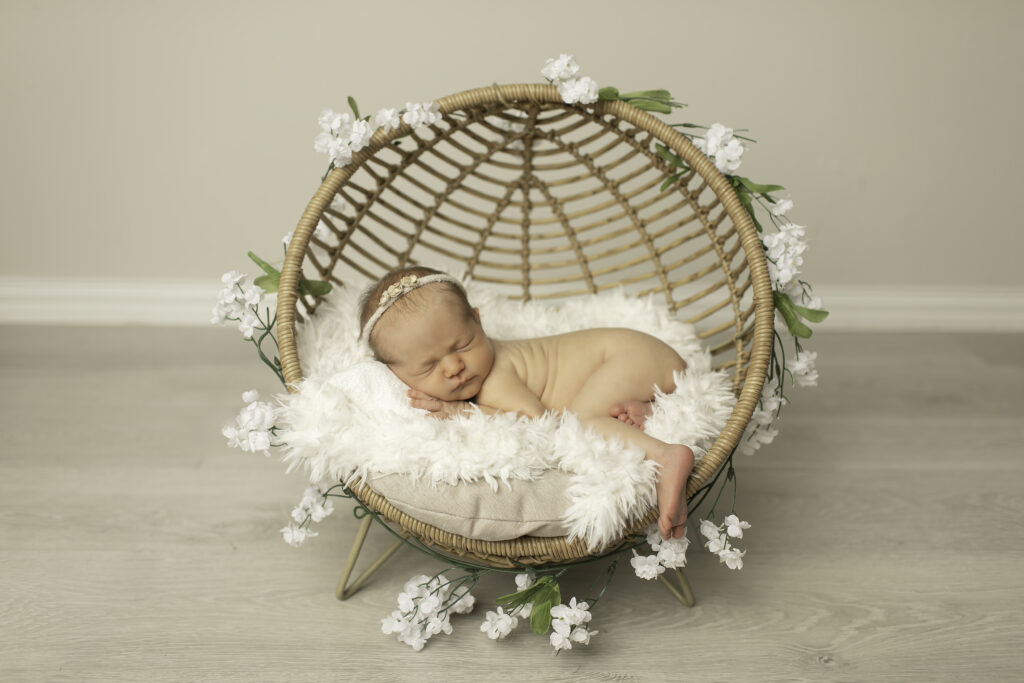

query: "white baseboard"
left=0, top=277, right=218, bottom=326
left=0, top=277, right=1022, bottom=332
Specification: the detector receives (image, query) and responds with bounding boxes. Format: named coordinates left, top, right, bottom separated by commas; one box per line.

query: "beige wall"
left=2, top=0, right=1022, bottom=289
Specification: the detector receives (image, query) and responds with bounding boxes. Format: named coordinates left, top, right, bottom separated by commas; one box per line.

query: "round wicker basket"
left=277, top=83, right=774, bottom=568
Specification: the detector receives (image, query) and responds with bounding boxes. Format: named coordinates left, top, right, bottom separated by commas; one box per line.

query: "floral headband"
left=360, top=273, right=464, bottom=342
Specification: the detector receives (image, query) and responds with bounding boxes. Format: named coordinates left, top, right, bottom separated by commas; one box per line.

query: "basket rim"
left=275, top=83, right=774, bottom=567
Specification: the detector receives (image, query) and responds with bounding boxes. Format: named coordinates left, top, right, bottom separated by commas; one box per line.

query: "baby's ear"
left=472, top=307, right=481, bottom=324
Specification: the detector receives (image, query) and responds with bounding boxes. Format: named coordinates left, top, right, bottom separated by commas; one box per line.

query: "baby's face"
left=373, top=290, right=494, bottom=402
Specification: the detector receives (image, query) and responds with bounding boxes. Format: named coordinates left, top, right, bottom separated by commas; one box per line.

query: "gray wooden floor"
left=1, top=326, right=1022, bottom=682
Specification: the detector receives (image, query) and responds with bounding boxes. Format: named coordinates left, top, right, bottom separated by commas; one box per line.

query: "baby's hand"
left=407, top=389, right=471, bottom=419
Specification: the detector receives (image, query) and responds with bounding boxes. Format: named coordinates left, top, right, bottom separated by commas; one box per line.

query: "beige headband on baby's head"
left=360, top=273, right=464, bottom=342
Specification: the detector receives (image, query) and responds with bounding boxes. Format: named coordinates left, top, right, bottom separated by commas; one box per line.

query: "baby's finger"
left=409, top=397, right=440, bottom=411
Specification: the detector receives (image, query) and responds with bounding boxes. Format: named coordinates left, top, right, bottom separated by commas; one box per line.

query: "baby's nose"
left=442, top=354, right=464, bottom=377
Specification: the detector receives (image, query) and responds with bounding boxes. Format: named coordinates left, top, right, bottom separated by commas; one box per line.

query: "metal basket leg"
left=336, top=515, right=406, bottom=600
left=657, top=567, right=696, bottom=607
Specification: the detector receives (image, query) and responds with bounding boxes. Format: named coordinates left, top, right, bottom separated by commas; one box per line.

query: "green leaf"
left=630, top=99, right=672, bottom=114
left=620, top=89, right=672, bottom=101
left=248, top=251, right=280, bottom=277
left=298, top=279, right=332, bottom=297
left=656, top=143, right=687, bottom=169
left=347, top=95, right=360, bottom=120
left=598, top=86, right=620, bottom=101
left=253, top=273, right=280, bottom=293
left=736, top=176, right=785, bottom=194
left=660, top=171, right=685, bottom=192
left=496, top=575, right=550, bottom=610
left=774, top=292, right=813, bottom=338
left=792, top=304, right=829, bottom=323
left=528, top=581, right=561, bottom=635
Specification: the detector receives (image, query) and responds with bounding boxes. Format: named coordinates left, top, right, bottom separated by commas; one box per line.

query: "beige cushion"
left=365, top=471, right=571, bottom=541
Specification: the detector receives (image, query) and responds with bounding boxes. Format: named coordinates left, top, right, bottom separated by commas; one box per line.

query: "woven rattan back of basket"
left=277, top=84, right=774, bottom=565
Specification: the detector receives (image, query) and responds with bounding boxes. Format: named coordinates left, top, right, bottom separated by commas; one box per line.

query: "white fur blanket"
left=278, top=281, right=736, bottom=550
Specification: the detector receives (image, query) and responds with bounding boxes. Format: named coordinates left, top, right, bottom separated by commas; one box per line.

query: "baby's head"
left=359, top=267, right=494, bottom=401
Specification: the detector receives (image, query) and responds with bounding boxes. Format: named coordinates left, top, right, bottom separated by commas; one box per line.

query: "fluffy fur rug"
left=278, top=280, right=736, bottom=550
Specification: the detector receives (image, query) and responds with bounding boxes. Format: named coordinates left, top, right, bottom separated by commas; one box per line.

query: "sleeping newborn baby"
left=359, top=266, right=695, bottom=541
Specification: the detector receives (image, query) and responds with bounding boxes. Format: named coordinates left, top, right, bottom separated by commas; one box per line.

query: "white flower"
left=381, top=610, right=408, bottom=635
left=789, top=350, right=819, bottom=387
left=771, top=197, right=793, bottom=216
left=295, top=486, right=335, bottom=523
left=723, top=514, right=751, bottom=538
left=348, top=119, right=374, bottom=153
left=550, top=624, right=572, bottom=652
left=699, top=519, right=722, bottom=541
left=739, top=422, right=779, bottom=455
left=423, top=615, right=452, bottom=637
left=550, top=597, right=591, bottom=626
left=418, top=593, right=441, bottom=616
left=449, top=588, right=476, bottom=615
left=480, top=607, right=517, bottom=640
left=327, top=136, right=353, bottom=167
left=313, top=131, right=334, bottom=155
left=696, top=123, right=745, bottom=173
left=318, top=109, right=352, bottom=135
left=705, top=534, right=728, bottom=554
left=719, top=546, right=746, bottom=570
left=514, top=572, right=535, bottom=592
left=308, top=497, right=333, bottom=522
left=764, top=222, right=807, bottom=287
left=245, top=429, right=271, bottom=455
left=541, top=54, right=580, bottom=82
left=401, top=630, right=427, bottom=652
left=656, top=533, right=690, bottom=569
left=557, top=76, right=599, bottom=105
left=397, top=591, right=417, bottom=613
left=402, top=102, right=442, bottom=128
left=220, top=270, right=244, bottom=286
left=280, top=523, right=316, bottom=547
left=715, top=138, right=744, bottom=173
left=646, top=526, right=664, bottom=551
left=569, top=625, right=598, bottom=645
left=630, top=551, right=665, bottom=580
left=703, top=123, right=729, bottom=153
left=241, top=389, right=259, bottom=403
left=403, top=575, right=430, bottom=595
left=212, top=273, right=252, bottom=325
left=242, top=283, right=264, bottom=308
left=220, top=424, right=242, bottom=449
left=374, top=108, right=401, bottom=132
left=237, top=400, right=276, bottom=431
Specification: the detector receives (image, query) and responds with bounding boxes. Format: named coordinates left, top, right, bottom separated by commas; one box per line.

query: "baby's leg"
left=568, top=349, right=693, bottom=539
left=584, top=416, right=694, bottom=540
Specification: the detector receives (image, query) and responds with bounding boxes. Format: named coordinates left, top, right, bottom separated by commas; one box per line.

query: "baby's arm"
left=408, top=365, right=546, bottom=420
left=477, top=366, right=546, bottom=418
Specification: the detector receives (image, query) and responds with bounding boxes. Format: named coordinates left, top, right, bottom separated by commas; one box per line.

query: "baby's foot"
left=610, top=400, right=653, bottom=429
left=653, top=444, right=695, bottom=540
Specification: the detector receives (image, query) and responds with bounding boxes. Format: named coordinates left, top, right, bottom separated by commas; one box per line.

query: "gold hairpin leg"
left=657, top=567, right=696, bottom=607
left=336, top=515, right=407, bottom=600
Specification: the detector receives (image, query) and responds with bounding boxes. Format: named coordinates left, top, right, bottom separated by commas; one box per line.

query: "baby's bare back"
left=478, top=328, right=685, bottom=415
